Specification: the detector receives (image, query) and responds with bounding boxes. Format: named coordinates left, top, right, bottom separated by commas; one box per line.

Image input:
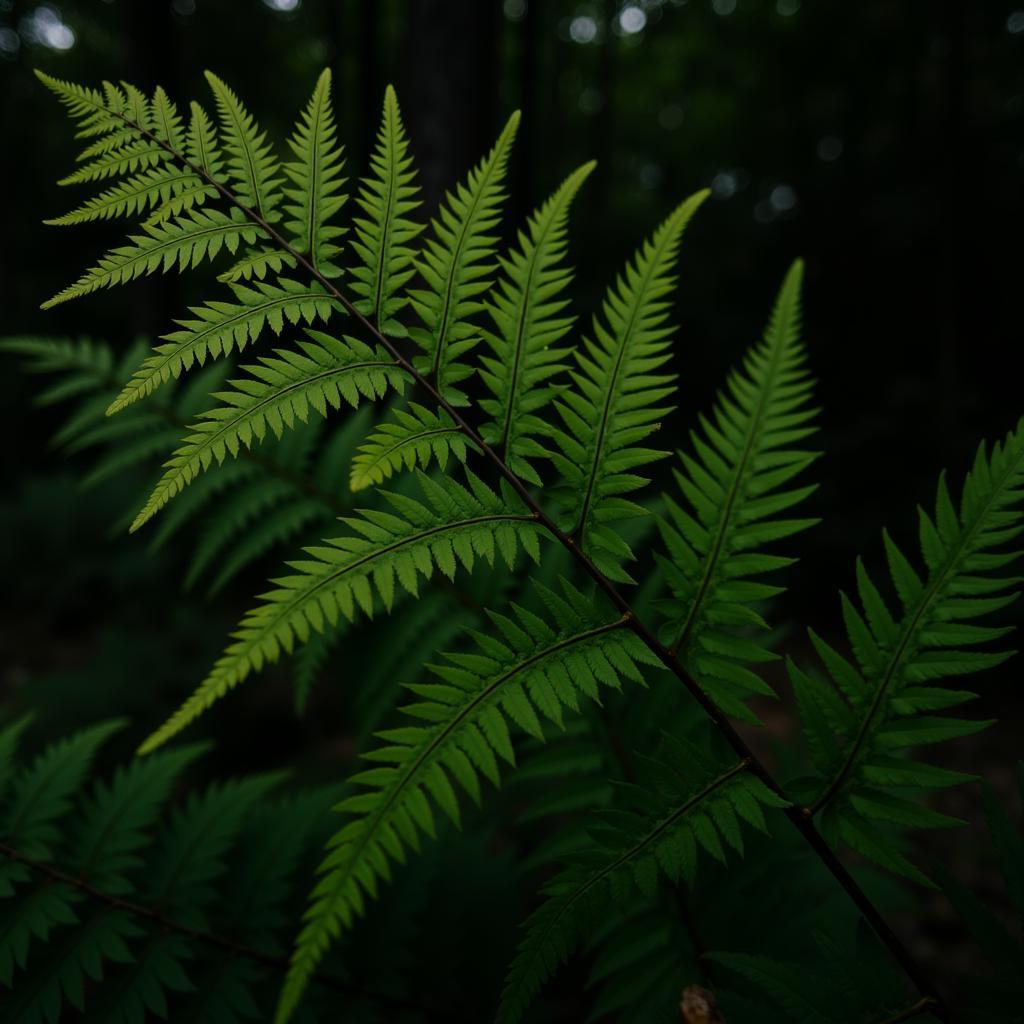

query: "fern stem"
left=0, top=840, right=451, bottom=1020
left=107, top=108, right=951, bottom=1022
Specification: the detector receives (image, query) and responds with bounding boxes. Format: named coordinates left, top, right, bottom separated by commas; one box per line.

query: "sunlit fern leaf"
left=203, top=70, right=282, bottom=220
left=138, top=471, right=546, bottom=755
left=790, top=419, right=1024, bottom=884
left=497, top=738, right=786, bottom=1024
left=34, top=72, right=129, bottom=141
left=218, top=248, right=297, bottom=284
left=350, top=84, right=423, bottom=329
left=40, top=208, right=265, bottom=309
left=653, top=260, right=819, bottom=722
left=131, top=332, right=406, bottom=530
left=107, top=278, right=341, bottom=413
left=349, top=402, right=475, bottom=492
left=275, top=579, right=653, bottom=1024
left=150, top=84, right=184, bottom=148
left=185, top=99, right=223, bottom=177
left=545, top=190, right=709, bottom=584
left=478, top=160, right=595, bottom=485
left=283, top=68, right=347, bottom=275
left=408, top=111, right=520, bottom=403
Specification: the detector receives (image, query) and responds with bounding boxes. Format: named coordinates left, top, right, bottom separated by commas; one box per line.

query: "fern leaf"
left=478, top=161, right=595, bottom=484
left=41, top=208, right=264, bottom=309
left=793, top=419, right=1024, bottom=882
left=204, top=71, right=282, bottom=219
left=497, top=740, right=786, bottom=1024
left=34, top=71, right=125, bottom=140
left=408, top=112, right=520, bottom=402
left=275, top=580, right=654, bottom=1023
left=218, top=248, right=297, bottom=284
left=131, top=333, right=406, bottom=529
left=283, top=68, right=347, bottom=273
left=654, top=260, right=819, bottom=721
left=150, top=85, right=184, bottom=149
left=137, top=471, right=545, bottom=755
left=350, top=84, right=423, bottom=328
left=185, top=100, right=223, bottom=178
left=349, top=402, right=476, bottom=492
left=546, top=190, right=709, bottom=583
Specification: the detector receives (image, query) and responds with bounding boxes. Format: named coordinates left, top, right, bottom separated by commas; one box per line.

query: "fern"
left=654, top=260, right=819, bottom=721
left=791, top=420, right=1024, bottom=883
left=545, top=190, right=708, bottom=582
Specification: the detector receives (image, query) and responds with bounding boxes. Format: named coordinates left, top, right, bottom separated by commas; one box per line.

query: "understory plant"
left=2, top=68, right=1022, bottom=1024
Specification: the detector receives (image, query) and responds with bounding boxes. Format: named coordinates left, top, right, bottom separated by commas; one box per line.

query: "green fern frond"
left=792, top=419, right=1024, bottom=883
left=546, top=190, right=709, bottom=583
left=185, top=100, right=223, bottom=177
left=130, top=332, right=404, bottom=529
left=283, top=68, right=347, bottom=274
left=654, top=260, right=819, bottom=721
left=275, top=579, right=653, bottom=1023
left=203, top=71, right=282, bottom=219
left=138, top=470, right=545, bottom=755
left=477, top=161, right=595, bottom=485
left=33, top=71, right=126, bottom=140
left=349, top=402, right=475, bottom=492
left=218, top=248, right=297, bottom=284
left=41, top=208, right=264, bottom=310
left=408, top=111, right=520, bottom=403
left=350, top=84, right=423, bottom=329
left=497, top=739, right=786, bottom=1024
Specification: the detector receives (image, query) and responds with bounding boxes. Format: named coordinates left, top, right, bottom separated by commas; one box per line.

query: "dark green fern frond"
left=545, top=190, right=709, bottom=583
left=350, top=84, right=422, bottom=329
left=408, top=111, right=520, bottom=403
left=497, top=737, right=786, bottom=1024
left=791, top=420, right=1024, bottom=883
left=276, top=579, right=655, bottom=1023
left=349, top=402, right=475, bottom=492
left=476, top=161, right=595, bottom=485
left=654, top=260, right=819, bottom=721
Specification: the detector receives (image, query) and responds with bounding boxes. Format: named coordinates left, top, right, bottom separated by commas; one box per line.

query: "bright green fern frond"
left=653, top=260, right=819, bottom=721
left=41, top=208, right=265, bottom=310
left=185, top=100, right=223, bottom=177
left=131, top=332, right=404, bottom=529
left=218, top=247, right=297, bottom=284
left=408, top=111, right=520, bottom=403
left=203, top=71, right=282, bottom=219
left=477, top=161, right=595, bottom=485
left=350, top=84, right=423, bottom=328
left=283, top=68, right=347, bottom=274
left=349, top=402, right=476, bottom=492
left=546, top=190, right=709, bottom=583
left=275, top=579, right=655, bottom=1024
left=138, top=470, right=545, bottom=755
left=497, top=738, right=786, bottom=1024
left=792, top=418, right=1024, bottom=883
left=107, top=278, right=340, bottom=413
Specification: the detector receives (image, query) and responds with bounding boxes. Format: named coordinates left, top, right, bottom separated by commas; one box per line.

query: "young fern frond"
left=130, top=332, right=406, bottom=530
left=497, top=739, right=787, bottom=1024
left=791, top=420, right=1024, bottom=883
left=349, top=402, right=476, bottom=492
left=275, top=579, right=655, bottom=1023
left=350, top=84, right=423, bottom=329
left=282, top=67, right=347, bottom=274
left=138, top=471, right=545, bottom=755
left=408, top=111, right=520, bottom=402
left=654, top=260, right=819, bottom=721
left=546, top=190, right=708, bottom=583
left=477, top=160, right=595, bottom=485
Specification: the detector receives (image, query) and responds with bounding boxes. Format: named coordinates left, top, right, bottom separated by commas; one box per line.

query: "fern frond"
left=497, top=739, right=786, bottom=1024
left=546, top=190, right=709, bottom=583
left=283, top=68, right=347, bottom=274
left=204, top=71, right=282, bottom=219
left=478, top=161, right=595, bottom=484
left=131, top=332, right=404, bottom=529
left=654, top=260, right=819, bottom=721
left=108, top=278, right=339, bottom=413
left=408, top=112, right=520, bottom=402
left=349, top=402, right=475, bottom=492
left=792, top=419, right=1024, bottom=883
left=138, top=471, right=545, bottom=755
left=185, top=100, right=223, bottom=177
left=275, top=580, right=654, bottom=1023
left=41, top=208, right=264, bottom=309
left=350, top=84, right=423, bottom=329
left=218, top=248, right=297, bottom=284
